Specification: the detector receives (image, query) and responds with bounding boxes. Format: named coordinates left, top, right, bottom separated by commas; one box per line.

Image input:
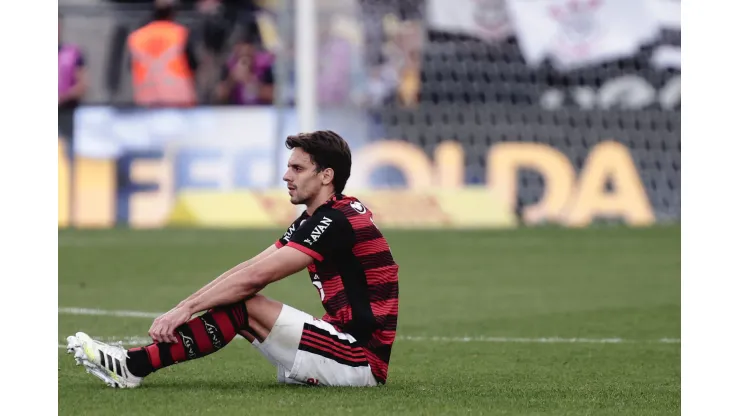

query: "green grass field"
left=58, top=226, right=680, bottom=415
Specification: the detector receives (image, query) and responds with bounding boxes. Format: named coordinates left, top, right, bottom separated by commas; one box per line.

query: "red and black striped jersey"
left=275, top=194, right=399, bottom=384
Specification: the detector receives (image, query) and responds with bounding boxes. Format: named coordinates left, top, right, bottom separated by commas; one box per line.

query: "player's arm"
left=182, top=210, right=350, bottom=315
left=175, top=244, right=277, bottom=309
left=174, top=215, right=305, bottom=311
left=182, top=246, right=313, bottom=314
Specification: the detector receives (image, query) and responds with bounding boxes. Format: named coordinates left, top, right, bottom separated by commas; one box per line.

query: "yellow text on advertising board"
left=353, top=140, right=655, bottom=227
left=59, top=138, right=655, bottom=228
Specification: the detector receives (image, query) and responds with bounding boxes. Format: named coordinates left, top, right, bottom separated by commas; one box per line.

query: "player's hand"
left=148, top=306, right=192, bottom=344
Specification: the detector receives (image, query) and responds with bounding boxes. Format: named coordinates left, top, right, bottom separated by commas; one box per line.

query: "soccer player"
left=66, top=131, right=400, bottom=388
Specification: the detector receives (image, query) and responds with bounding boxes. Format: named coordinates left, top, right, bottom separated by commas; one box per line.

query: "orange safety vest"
left=127, top=21, right=197, bottom=107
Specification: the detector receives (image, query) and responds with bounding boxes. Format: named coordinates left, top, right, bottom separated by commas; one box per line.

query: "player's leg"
left=287, top=317, right=378, bottom=387
left=67, top=294, right=375, bottom=388
left=127, top=301, right=250, bottom=375
left=237, top=295, right=308, bottom=385
left=241, top=330, right=305, bottom=385
left=66, top=301, right=250, bottom=388
left=240, top=295, right=378, bottom=387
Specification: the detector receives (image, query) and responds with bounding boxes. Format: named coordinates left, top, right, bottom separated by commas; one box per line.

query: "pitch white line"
left=398, top=335, right=680, bottom=344
left=58, top=238, right=229, bottom=247
left=59, top=307, right=160, bottom=319
left=58, top=307, right=680, bottom=346
left=57, top=335, right=681, bottom=349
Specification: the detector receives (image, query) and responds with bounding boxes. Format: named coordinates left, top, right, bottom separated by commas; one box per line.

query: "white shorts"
left=250, top=304, right=378, bottom=387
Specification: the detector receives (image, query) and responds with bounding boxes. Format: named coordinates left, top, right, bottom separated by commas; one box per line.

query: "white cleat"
left=66, top=332, right=143, bottom=388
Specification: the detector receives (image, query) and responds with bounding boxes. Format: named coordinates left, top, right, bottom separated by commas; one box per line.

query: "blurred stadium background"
left=58, top=0, right=680, bottom=414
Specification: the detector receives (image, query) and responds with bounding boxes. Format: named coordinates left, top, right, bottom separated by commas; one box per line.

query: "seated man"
left=66, top=130, right=400, bottom=388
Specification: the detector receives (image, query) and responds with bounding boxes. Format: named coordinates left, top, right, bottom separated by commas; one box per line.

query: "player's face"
left=283, top=148, right=323, bottom=205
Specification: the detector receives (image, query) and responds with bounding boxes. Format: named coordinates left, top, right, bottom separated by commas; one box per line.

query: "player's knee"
left=238, top=329, right=257, bottom=343
left=245, top=295, right=284, bottom=339
left=245, top=294, right=283, bottom=313
left=244, top=293, right=266, bottom=307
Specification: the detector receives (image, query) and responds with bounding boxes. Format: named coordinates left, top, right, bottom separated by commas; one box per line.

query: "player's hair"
left=286, top=130, right=352, bottom=194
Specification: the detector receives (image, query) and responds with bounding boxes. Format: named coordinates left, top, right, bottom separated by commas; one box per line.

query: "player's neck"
left=305, top=189, right=336, bottom=216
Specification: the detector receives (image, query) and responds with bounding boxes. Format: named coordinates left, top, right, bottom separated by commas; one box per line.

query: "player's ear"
left=322, top=168, right=334, bottom=186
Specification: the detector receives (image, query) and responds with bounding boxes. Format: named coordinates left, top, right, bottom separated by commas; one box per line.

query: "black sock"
left=126, top=348, right=153, bottom=377
left=125, top=302, right=248, bottom=378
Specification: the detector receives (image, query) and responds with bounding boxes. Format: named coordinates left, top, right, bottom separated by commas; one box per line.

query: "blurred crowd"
left=59, top=0, right=276, bottom=109
left=58, top=0, right=423, bottom=112
left=60, top=0, right=679, bottom=116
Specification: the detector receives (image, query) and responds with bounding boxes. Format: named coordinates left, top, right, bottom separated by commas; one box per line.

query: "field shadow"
left=139, top=379, right=393, bottom=392
left=141, top=379, right=318, bottom=391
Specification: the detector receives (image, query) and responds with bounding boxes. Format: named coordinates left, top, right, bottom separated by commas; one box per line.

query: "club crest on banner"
left=472, top=0, right=512, bottom=41
left=548, top=0, right=603, bottom=60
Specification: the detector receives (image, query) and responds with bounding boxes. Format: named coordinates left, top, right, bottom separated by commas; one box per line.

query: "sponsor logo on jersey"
left=350, top=201, right=367, bottom=214
left=303, top=217, right=332, bottom=246
left=283, top=223, right=296, bottom=241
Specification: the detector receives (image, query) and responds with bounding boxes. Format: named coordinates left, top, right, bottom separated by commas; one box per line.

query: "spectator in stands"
left=386, top=18, right=422, bottom=107
left=197, top=0, right=231, bottom=55
left=59, top=13, right=88, bottom=147
left=196, top=0, right=262, bottom=54
left=127, top=0, right=199, bottom=107
left=191, top=0, right=231, bottom=101
left=213, top=35, right=274, bottom=105
left=193, top=0, right=263, bottom=102
left=317, top=17, right=356, bottom=106
left=59, top=14, right=88, bottom=110
left=366, top=16, right=422, bottom=108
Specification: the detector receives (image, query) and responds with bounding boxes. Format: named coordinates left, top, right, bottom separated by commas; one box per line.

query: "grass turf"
left=58, top=226, right=680, bottom=415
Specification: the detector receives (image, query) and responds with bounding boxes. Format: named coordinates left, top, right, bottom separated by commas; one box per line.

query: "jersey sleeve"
left=285, top=209, right=353, bottom=262
left=275, top=213, right=308, bottom=248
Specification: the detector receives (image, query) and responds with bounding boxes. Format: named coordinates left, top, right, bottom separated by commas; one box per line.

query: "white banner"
left=73, top=106, right=281, bottom=189
left=427, top=0, right=512, bottom=42
left=73, top=107, right=278, bottom=160
left=506, top=0, right=661, bottom=71
left=648, top=0, right=680, bottom=31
